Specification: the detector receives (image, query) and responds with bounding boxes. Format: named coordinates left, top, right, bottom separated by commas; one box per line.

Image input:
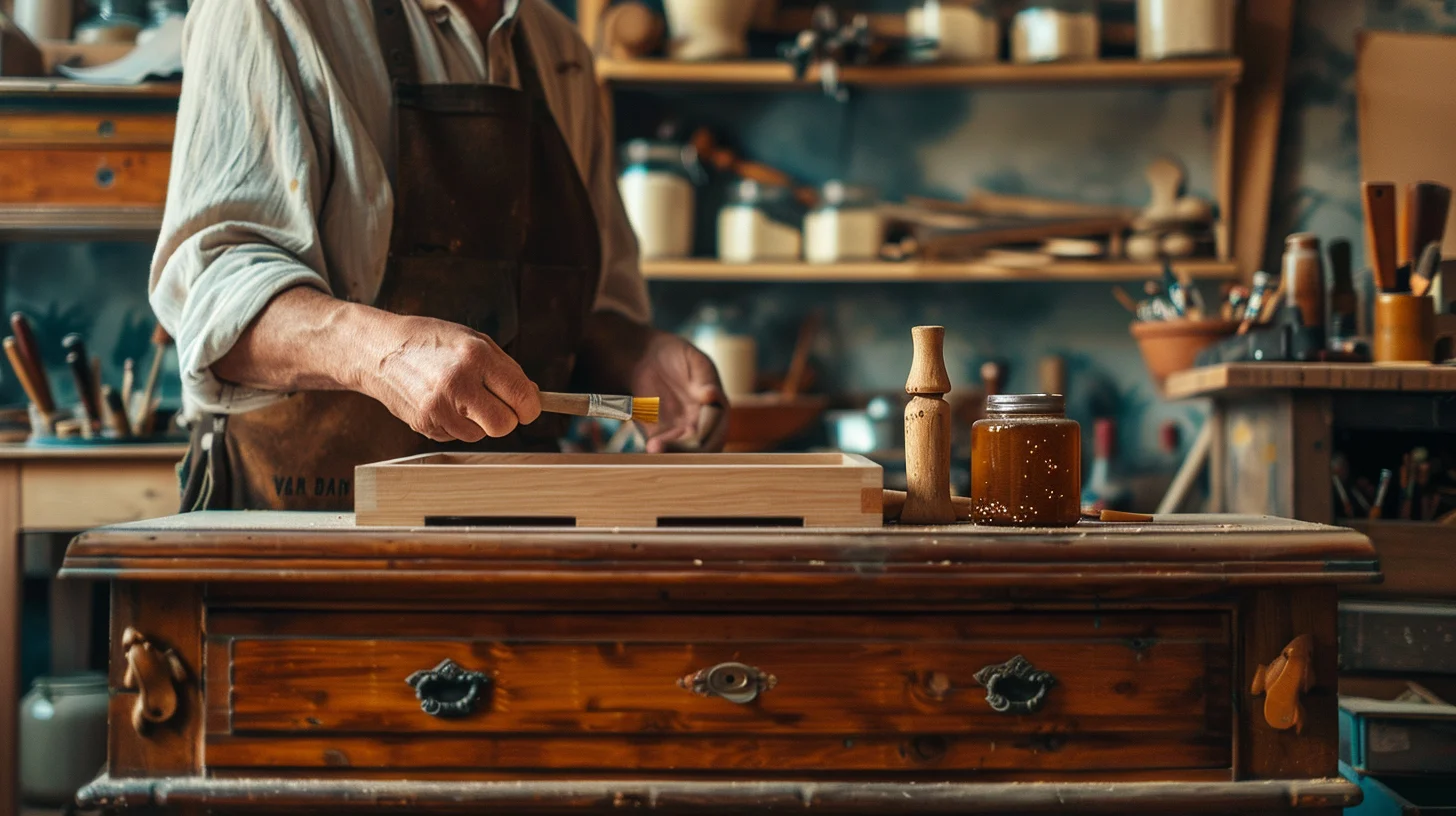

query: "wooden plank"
left=203, top=732, right=1230, bottom=773
left=596, top=57, right=1243, bottom=87
left=642, top=258, right=1240, bottom=282
left=1237, top=587, right=1340, bottom=780
left=0, top=78, right=180, bottom=98
left=107, top=582, right=202, bottom=778
left=219, top=613, right=1229, bottom=737
left=1221, top=396, right=1292, bottom=518
left=354, top=452, right=883, bottom=528
left=0, top=113, right=174, bottom=148
left=0, top=443, right=185, bottom=461
left=0, top=149, right=170, bottom=206
left=19, top=460, right=179, bottom=529
left=0, top=463, right=18, bottom=816
left=0, top=204, right=163, bottom=234
left=1231, top=0, right=1295, bottom=280
left=1343, top=521, right=1456, bottom=599
left=74, top=776, right=1363, bottom=812
left=1214, top=80, right=1237, bottom=261
left=1290, top=393, right=1333, bottom=524
left=576, top=0, right=608, bottom=56
left=1165, top=363, right=1456, bottom=399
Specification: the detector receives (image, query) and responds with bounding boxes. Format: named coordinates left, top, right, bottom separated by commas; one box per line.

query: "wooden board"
left=355, top=452, right=883, bottom=528
left=1164, top=363, right=1456, bottom=399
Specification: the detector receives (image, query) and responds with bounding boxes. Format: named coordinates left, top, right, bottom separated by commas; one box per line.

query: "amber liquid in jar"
left=971, top=394, right=1081, bottom=527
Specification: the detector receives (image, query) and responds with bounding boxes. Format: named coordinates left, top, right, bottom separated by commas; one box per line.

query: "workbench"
left=60, top=511, right=1373, bottom=814
left=1164, top=363, right=1456, bottom=599
left=0, top=444, right=185, bottom=816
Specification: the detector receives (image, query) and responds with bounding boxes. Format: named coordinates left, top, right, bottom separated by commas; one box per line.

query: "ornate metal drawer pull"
left=974, top=655, right=1056, bottom=714
left=406, top=659, right=492, bottom=718
left=679, top=661, right=776, bottom=705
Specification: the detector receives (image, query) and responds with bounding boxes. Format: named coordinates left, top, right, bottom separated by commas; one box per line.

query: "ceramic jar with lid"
left=19, top=672, right=109, bottom=806
left=718, top=180, right=803, bottom=263
left=1012, top=0, right=1099, bottom=64
left=618, top=138, right=702, bottom=260
left=971, top=393, right=1081, bottom=526
left=804, top=182, right=884, bottom=264
left=1137, top=0, right=1235, bottom=60
left=907, top=0, right=1000, bottom=63
left=662, top=0, right=756, bottom=61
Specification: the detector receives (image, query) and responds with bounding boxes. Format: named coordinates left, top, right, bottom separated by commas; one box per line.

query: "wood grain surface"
left=355, top=453, right=883, bottom=528
left=0, top=149, right=170, bottom=206
left=213, top=613, right=1229, bottom=740
left=1164, top=362, right=1456, bottom=399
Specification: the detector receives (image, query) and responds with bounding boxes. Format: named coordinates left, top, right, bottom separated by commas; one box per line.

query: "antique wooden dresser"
left=60, top=512, right=1375, bottom=814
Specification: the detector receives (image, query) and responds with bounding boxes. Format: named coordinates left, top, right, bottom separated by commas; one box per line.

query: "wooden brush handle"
left=4, top=337, right=43, bottom=412
left=538, top=392, right=592, bottom=418
left=1412, top=181, right=1452, bottom=259
left=101, top=385, right=132, bottom=439
left=9, top=313, right=53, bottom=413
left=1362, top=182, right=1398, bottom=291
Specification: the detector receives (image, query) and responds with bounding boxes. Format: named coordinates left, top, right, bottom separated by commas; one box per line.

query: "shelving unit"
left=578, top=1, right=1246, bottom=275
left=596, top=56, right=1243, bottom=88
left=643, top=258, right=1239, bottom=283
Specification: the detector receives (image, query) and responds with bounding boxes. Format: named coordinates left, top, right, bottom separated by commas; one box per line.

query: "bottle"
left=1326, top=237, right=1358, bottom=344
left=1282, top=233, right=1325, bottom=329
left=1081, top=418, right=1132, bottom=513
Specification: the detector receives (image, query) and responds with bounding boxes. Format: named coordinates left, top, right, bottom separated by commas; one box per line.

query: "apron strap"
left=510, top=21, right=551, bottom=106
left=372, top=0, right=420, bottom=86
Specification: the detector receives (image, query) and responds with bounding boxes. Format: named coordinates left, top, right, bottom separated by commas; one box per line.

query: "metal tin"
left=985, top=393, right=1067, bottom=416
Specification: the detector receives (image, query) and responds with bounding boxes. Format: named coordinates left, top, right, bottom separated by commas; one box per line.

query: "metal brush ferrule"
left=586, top=394, right=633, bottom=421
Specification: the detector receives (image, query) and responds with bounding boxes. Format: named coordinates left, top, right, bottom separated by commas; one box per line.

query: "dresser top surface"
left=61, top=512, right=1377, bottom=592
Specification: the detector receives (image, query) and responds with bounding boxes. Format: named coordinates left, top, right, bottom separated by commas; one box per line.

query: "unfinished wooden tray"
left=355, top=452, right=883, bottom=528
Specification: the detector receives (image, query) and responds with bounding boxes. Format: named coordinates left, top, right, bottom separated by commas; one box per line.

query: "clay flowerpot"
left=1130, top=318, right=1239, bottom=387
left=662, top=0, right=756, bottom=61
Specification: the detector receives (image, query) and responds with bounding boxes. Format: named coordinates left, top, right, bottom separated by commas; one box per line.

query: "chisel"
left=1362, top=181, right=1398, bottom=291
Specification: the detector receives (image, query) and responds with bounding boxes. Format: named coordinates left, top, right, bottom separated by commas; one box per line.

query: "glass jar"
left=1012, top=0, right=1099, bottom=64
left=19, top=673, right=109, bottom=806
left=971, top=393, right=1081, bottom=527
left=74, top=0, right=145, bottom=44
left=907, top=0, right=1000, bottom=63
left=718, top=180, right=803, bottom=264
left=803, top=181, right=884, bottom=264
left=618, top=139, right=702, bottom=260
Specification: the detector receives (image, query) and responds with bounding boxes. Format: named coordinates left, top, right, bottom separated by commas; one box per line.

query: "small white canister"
left=1137, top=0, right=1235, bottom=60
left=718, top=180, right=803, bottom=264
left=618, top=139, right=701, bottom=261
left=804, top=182, right=884, bottom=264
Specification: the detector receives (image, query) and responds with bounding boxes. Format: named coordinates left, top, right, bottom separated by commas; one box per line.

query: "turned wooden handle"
left=121, top=627, right=187, bottom=736
left=539, top=392, right=591, bottom=418
left=883, top=489, right=970, bottom=523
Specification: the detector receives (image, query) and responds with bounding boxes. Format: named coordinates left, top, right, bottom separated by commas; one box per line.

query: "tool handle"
left=538, top=392, right=592, bottom=418
left=1411, top=181, right=1451, bottom=260
left=67, top=350, right=100, bottom=433
left=101, top=385, right=133, bottom=439
left=1363, top=182, right=1399, bottom=291
left=1412, top=241, right=1442, bottom=298
left=4, top=337, right=44, bottom=412
left=9, top=314, right=53, bottom=413
left=1327, top=238, right=1353, bottom=289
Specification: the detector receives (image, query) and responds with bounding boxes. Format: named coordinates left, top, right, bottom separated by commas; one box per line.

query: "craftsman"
left=150, top=0, right=726, bottom=511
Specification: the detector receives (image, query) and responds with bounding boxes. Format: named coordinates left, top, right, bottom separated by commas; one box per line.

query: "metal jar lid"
left=985, top=393, right=1066, bottom=416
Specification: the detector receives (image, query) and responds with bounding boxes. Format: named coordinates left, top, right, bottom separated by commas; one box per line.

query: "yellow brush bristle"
left=630, top=397, right=660, bottom=424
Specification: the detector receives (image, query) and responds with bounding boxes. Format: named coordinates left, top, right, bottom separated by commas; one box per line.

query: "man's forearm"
left=212, top=285, right=381, bottom=393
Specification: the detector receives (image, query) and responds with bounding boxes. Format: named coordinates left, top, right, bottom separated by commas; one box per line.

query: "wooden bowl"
left=724, top=395, right=828, bottom=453
left=1129, top=318, right=1239, bottom=386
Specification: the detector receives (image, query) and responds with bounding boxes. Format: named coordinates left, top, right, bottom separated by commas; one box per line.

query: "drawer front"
left=0, top=113, right=176, bottom=148
left=207, top=612, right=1232, bottom=774
left=0, top=149, right=170, bottom=206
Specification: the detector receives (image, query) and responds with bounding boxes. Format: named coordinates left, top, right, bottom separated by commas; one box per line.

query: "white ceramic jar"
left=662, top=0, right=756, bottom=61
left=907, top=0, right=1000, bottom=63
left=1137, top=0, right=1235, bottom=60
left=717, top=180, right=803, bottom=263
left=19, top=673, right=109, bottom=807
left=1012, top=0, right=1099, bottom=64
left=618, top=139, right=699, bottom=260
left=804, top=182, right=884, bottom=264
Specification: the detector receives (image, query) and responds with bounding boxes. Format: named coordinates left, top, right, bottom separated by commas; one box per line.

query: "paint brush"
left=538, top=392, right=660, bottom=424
left=1370, top=468, right=1394, bottom=520
left=65, top=350, right=97, bottom=439
left=133, top=324, right=172, bottom=436
left=3, top=337, right=44, bottom=414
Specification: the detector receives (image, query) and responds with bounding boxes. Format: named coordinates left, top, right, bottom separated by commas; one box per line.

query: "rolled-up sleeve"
left=149, top=0, right=335, bottom=415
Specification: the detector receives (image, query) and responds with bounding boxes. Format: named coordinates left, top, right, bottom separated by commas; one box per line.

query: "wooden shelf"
left=1163, top=363, right=1456, bottom=400
left=0, top=77, right=181, bottom=99
left=597, top=57, right=1243, bottom=88
left=641, top=258, right=1239, bottom=283
left=0, top=205, right=163, bottom=236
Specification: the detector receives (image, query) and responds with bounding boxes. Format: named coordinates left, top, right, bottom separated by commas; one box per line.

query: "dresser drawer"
left=0, top=113, right=176, bottom=148
left=0, top=148, right=170, bottom=206
left=205, top=611, right=1232, bottom=774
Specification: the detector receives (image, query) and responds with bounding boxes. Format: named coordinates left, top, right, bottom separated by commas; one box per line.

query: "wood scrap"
left=919, top=216, right=1129, bottom=261
left=960, top=191, right=1138, bottom=221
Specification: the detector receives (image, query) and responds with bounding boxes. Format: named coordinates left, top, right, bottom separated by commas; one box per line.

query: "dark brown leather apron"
left=178, top=0, right=601, bottom=512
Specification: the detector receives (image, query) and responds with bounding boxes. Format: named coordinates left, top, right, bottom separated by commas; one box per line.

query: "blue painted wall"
left=2, top=0, right=1448, bottom=472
